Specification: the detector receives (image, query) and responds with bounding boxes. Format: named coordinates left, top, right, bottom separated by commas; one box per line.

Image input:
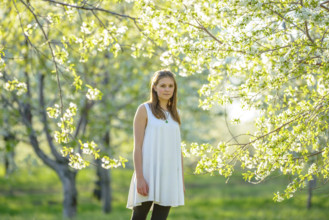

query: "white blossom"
left=86, top=87, right=101, bottom=100
left=117, top=26, right=128, bottom=34
left=69, top=153, right=86, bottom=169
left=81, top=22, right=92, bottom=34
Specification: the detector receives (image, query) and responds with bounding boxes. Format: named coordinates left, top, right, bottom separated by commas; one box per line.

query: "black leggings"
left=131, top=201, right=171, bottom=220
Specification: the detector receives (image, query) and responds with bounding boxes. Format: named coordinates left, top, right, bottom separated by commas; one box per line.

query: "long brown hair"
left=146, top=69, right=181, bottom=125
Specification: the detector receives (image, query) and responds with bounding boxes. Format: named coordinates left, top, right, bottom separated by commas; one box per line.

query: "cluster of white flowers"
left=189, top=143, right=201, bottom=156
left=47, top=104, right=60, bottom=118
left=317, top=79, right=328, bottom=96
left=216, top=155, right=224, bottom=168
left=114, top=43, right=121, bottom=51
left=65, top=102, right=77, bottom=117
left=16, top=82, right=27, bottom=95
left=60, top=147, right=73, bottom=157
left=240, top=154, right=254, bottom=169
left=203, top=159, right=215, bottom=173
left=117, top=26, right=128, bottom=35
left=81, top=141, right=97, bottom=155
left=53, top=102, right=77, bottom=143
left=97, top=29, right=110, bottom=51
left=65, top=9, right=75, bottom=18
left=74, top=37, right=83, bottom=44
left=55, top=48, right=69, bottom=65
left=86, top=87, right=101, bottom=100
left=81, top=21, right=94, bottom=34
left=69, top=153, right=86, bottom=170
left=54, top=131, right=69, bottom=144
left=46, top=14, right=53, bottom=24
left=181, top=142, right=190, bottom=157
left=101, top=157, right=121, bottom=169
left=4, top=80, right=27, bottom=96
left=160, top=51, right=174, bottom=66
left=308, top=163, right=317, bottom=174
left=275, top=192, right=284, bottom=202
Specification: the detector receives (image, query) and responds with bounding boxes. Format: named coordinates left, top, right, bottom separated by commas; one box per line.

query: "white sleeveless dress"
left=126, top=103, right=185, bottom=209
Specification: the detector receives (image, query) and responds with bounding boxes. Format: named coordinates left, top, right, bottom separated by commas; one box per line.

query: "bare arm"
left=133, top=104, right=149, bottom=196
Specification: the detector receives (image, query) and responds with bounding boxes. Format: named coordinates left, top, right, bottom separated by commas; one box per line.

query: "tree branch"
left=42, top=0, right=136, bottom=20
left=321, top=26, right=329, bottom=44
left=304, top=21, right=315, bottom=45
left=194, top=18, right=224, bottom=45
left=90, top=9, right=124, bottom=52
left=320, top=0, right=329, bottom=12
left=38, top=73, right=68, bottom=163
left=2, top=71, right=57, bottom=169
left=20, top=0, right=64, bottom=115
left=265, top=6, right=306, bottom=35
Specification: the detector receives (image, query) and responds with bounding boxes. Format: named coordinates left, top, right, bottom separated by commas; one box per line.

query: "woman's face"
left=153, top=77, right=175, bottom=101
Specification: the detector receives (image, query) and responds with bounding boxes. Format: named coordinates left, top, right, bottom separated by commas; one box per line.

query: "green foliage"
left=1, top=166, right=329, bottom=220
left=129, top=0, right=329, bottom=201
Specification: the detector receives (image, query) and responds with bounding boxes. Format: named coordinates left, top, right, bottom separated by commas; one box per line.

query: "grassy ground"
left=0, top=165, right=328, bottom=220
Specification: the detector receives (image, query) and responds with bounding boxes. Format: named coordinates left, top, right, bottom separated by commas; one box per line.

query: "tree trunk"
left=57, top=166, right=78, bottom=218
left=4, top=132, right=17, bottom=176
left=307, top=175, right=316, bottom=209
left=93, top=129, right=112, bottom=213
left=4, top=149, right=15, bottom=176
left=95, top=159, right=112, bottom=213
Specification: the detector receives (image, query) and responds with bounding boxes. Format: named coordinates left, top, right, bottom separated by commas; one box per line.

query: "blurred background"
left=1, top=1, right=329, bottom=219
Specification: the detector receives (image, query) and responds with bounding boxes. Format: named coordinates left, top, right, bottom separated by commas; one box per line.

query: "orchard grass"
left=0, top=165, right=328, bottom=220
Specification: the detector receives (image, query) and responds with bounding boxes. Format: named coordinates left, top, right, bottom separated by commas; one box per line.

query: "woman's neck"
left=158, top=100, right=169, bottom=110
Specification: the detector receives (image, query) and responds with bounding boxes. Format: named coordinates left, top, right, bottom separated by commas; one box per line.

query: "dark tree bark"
left=4, top=132, right=17, bottom=175
left=12, top=71, right=79, bottom=218
left=95, top=157, right=112, bottom=213
left=57, top=166, right=78, bottom=217
left=93, top=128, right=112, bottom=212
left=307, top=175, right=316, bottom=209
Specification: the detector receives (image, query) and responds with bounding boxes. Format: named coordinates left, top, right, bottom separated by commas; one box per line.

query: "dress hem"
left=126, top=200, right=184, bottom=210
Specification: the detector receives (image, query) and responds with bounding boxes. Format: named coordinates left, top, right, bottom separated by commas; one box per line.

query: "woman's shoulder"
left=136, top=102, right=150, bottom=115
left=140, top=102, right=152, bottom=109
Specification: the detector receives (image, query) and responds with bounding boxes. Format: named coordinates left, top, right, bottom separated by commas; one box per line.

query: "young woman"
left=127, top=70, right=185, bottom=220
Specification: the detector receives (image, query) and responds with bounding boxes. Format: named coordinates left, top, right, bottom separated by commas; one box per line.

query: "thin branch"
left=3, top=71, right=57, bottom=169
left=265, top=6, right=306, bottom=35
left=20, top=0, right=65, bottom=115
left=304, top=21, right=315, bottom=45
left=39, top=73, right=68, bottom=163
left=90, top=9, right=124, bottom=52
left=259, top=44, right=292, bottom=54
left=294, top=150, right=325, bottom=160
left=320, top=0, right=329, bottom=12
left=299, top=0, right=315, bottom=45
left=226, top=133, right=256, bottom=144
left=194, top=18, right=223, bottom=45
left=42, top=0, right=136, bottom=20
left=74, top=100, right=94, bottom=138
left=224, top=106, right=240, bottom=145
left=320, top=26, right=329, bottom=44
left=132, top=19, right=164, bottom=51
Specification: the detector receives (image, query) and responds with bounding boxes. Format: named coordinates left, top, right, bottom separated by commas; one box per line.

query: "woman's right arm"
left=133, top=104, right=149, bottom=196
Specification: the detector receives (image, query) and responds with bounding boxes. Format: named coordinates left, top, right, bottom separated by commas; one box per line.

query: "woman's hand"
left=137, top=177, right=149, bottom=196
